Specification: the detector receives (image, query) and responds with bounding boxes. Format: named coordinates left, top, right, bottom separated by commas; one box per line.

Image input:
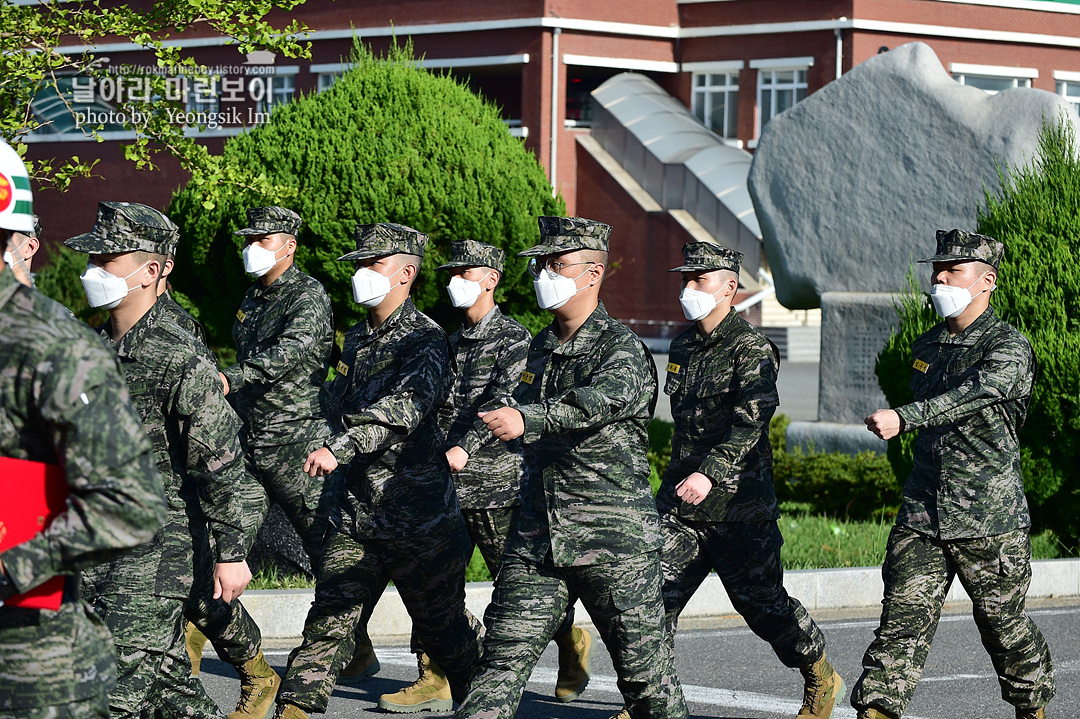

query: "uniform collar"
left=685, top=307, right=738, bottom=349
left=934, top=305, right=998, bottom=347
left=460, top=305, right=502, bottom=340
left=0, top=266, right=19, bottom=310
left=361, top=297, right=415, bottom=339
left=252, top=263, right=299, bottom=299
left=107, top=294, right=168, bottom=360
left=539, top=301, right=611, bottom=357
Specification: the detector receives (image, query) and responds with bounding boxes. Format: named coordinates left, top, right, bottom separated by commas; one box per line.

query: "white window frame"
left=752, top=57, right=812, bottom=137
left=950, top=63, right=1037, bottom=94
left=186, top=76, right=221, bottom=114
left=1054, top=70, right=1080, bottom=113
left=690, top=68, right=741, bottom=139
left=254, top=73, right=296, bottom=113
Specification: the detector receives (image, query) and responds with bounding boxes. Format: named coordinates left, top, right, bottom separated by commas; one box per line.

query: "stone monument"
left=748, top=41, right=1079, bottom=453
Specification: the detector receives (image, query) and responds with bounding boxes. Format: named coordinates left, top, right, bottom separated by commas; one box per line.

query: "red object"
left=0, top=456, right=68, bottom=610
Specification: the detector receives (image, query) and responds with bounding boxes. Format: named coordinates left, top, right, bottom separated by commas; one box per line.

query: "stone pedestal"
left=786, top=292, right=898, bottom=455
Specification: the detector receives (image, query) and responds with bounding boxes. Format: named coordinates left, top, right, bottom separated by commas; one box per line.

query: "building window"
left=317, top=72, right=342, bottom=92
left=253, top=74, right=295, bottom=113
left=953, top=73, right=1031, bottom=94
left=186, top=76, right=220, bottom=113
left=691, top=72, right=739, bottom=139
left=757, top=68, right=807, bottom=133
left=1056, top=75, right=1080, bottom=113
left=29, top=75, right=124, bottom=135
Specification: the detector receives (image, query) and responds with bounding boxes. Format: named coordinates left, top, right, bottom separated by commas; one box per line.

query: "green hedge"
left=875, top=117, right=1080, bottom=548
left=166, top=37, right=564, bottom=346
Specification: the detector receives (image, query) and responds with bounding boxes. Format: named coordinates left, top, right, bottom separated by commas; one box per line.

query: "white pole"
left=550, top=27, right=561, bottom=196
left=835, top=18, right=846, bottom=80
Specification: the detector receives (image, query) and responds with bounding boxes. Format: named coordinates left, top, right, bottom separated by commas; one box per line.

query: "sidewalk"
left=239, top=558, right=1080, bottom=641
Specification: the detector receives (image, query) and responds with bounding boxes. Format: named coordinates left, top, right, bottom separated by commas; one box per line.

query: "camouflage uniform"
left=65, top=202, right=248, bottom=719
left=658, top=242, right=827, bottom=670
left=158, top=290, right=267, bottom=670
left=435, top=240, right=530, bottom=575
left=456, top=217, right=687, bottom=719
left=852, top=231, right=1055, bottom=718
left=223, top=207, right=338, bottom=565
left=276, top=223, right=481, bottom=714
left=0, top=266, right=166, bottom=719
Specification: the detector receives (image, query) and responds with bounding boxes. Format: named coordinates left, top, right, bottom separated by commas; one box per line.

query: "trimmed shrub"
left=875, top=117, right=1080, bottom=547
left=167, top=38, right=564, bottom=345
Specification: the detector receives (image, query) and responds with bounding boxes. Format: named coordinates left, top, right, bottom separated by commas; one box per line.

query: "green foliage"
left=465, top=546, right=492, bottom=583
left=2, top=0, right=311, bottom=196
left=647, top=419, right=675, bottom=495
left=876, top=117, right=1080, bottom=547
left=778, top=513, right=892, bottom=570
left=771, top=415, right=901, bottom=521
left=167, top=38, right=564, bottom=344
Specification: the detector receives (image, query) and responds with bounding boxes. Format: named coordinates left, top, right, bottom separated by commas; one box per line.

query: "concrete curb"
left=238, top=558, right=1080, bottom=641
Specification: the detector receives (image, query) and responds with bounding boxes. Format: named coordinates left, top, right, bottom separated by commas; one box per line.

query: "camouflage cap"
left=918, top=229, right=1004, bottom=269
left=65, top=201, right=179, bottom=256
left=668, top=241, right=743, bottom=273
left=338, top=222, right=428, bottom=261
left=234, top=206, right=302, bottom=236
left=435, top=239, right=505, bottom=272
left=518, top=216, right=611, bottom=257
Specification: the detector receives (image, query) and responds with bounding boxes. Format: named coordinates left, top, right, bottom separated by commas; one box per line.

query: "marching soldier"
left=376, top=239, right=591, bottom=712
left=0, top=141, right=166, bottom=719
left=853, top=230, right=1055, bottom=719
left=2, top=211, right=40, bottom=287
left=185, top=206, right=349, bottom=719
left=271, top=222, right=481, bottom=719
left=65, top=201, right=251, bottom=719
left=658, top=242, right=842, bottom=719
left=455, top=216, right=687, bottom=719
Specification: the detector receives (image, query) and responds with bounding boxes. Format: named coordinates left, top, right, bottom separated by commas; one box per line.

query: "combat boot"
left=337, top=634, right=381, bottom=684
left=270, top=703, right=307, bottom=719
left=1016, top=708, right=1046, bottom=719
left=608, top=710, right=630, bottom=719
left=377, top=653, right=452, bottom=713
left=228, top=651, right=281, bottom=719
left=855, top=707, right=897, bottom=719
left=184, top=621, right=208, bottom=677
left=554, top=625, right=592, bottom=702
left=797, top=653, right=845, bottom=718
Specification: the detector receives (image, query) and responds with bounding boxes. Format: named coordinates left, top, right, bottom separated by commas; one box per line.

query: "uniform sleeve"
left=222, top=289, right=331, bottom=393
left=516, top=335, right=655, bottom=444
left=175, top=354, right=247, bottom=563
left=325, top=332, right=449, bottom=464
left=1, top=341, right=167, bottom=594
left=697, top=340, right=779, bottom=483
left=458, top=329, right=531, bottom=456
left=895, top=335, right=1034, bottom=432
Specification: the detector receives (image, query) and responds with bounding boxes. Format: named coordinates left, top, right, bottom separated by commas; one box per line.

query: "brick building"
left=23, top=0, right=1080, bottom=343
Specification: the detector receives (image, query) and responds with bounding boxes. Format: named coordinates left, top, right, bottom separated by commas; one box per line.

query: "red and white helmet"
left=0, top=140, right=34, bottom=234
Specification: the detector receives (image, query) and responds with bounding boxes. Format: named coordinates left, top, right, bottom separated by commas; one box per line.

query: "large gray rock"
left=749, top=42, right=1080, bottom=310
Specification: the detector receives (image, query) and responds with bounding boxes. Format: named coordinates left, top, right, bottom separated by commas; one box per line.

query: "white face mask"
left=242, top=242, right=288, bottom=277
left=80, top=259, right=151, bottom=309
left=929, top=271, right=993, bottom=319
left=447, top=275, right=484, bottom=308
left=3, top=236, right=30, bottom=269
left=532, top=264, right=591, bottom=311
left=679, top=286, right=725, bottom=322
left=351, top=264, right=406, bottom=308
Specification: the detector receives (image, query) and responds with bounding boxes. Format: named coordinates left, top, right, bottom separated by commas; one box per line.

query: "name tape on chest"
left=336, top=361, right=350, bottom=377
left=666, top=362, right=681, bottom=375
left=913, top=359, right=929, bottom=374
left=520, top=371, right=536, bottom=385
left=236, top=309, right=246, bottom=323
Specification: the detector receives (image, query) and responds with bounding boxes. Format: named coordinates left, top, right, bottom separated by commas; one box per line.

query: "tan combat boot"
left=797, top=653, right=845, bottom=718
left=608, top=710, right=631, bottom=719
left=228, top=651, right=281, bottom=719
left=1016, top=708, right=1046, bottom=719
left=554, top=625, right=592, bottom=702
left=856, top=707, right=897, bottom=719
left=377, top=653, right=452, bottom=713
left=184, top=621, right=208, bottom=677
left=270, top=704, right=308, bottom=719
left=337, top=634, right=381, bottom=684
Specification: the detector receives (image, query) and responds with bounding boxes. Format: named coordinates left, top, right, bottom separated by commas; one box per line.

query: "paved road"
left=197, top=597, right=1077, bottom=718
